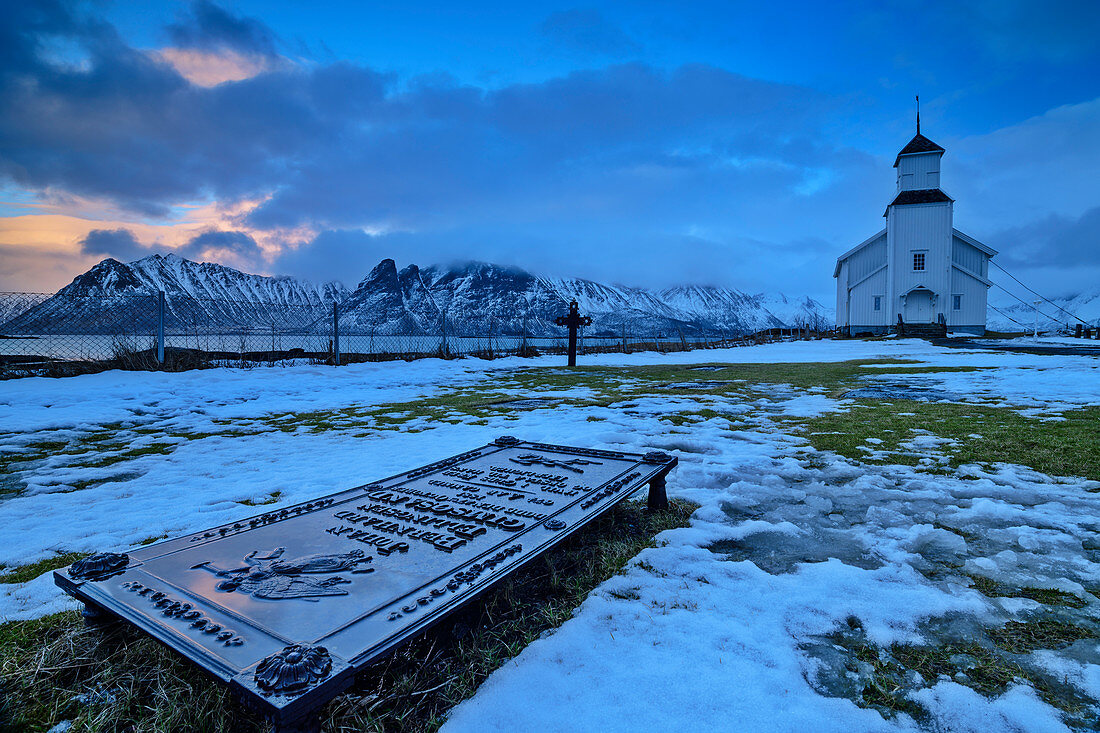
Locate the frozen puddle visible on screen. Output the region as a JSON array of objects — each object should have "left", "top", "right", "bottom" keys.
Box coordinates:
[
  {"left": 708, "top": 527, "right": 883, "bottom": 574},
  {"left": 843, "top": 384, "right": 962, "bottom": 402},
  {"left": 492, "top": 398, "right": 563, "bottom": 410}
]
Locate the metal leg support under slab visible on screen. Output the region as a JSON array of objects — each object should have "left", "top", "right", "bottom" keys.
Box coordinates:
[
  {"left": 272, "top": 717, "right": 321, "bottom": 733},
  {"left": 81, "top": 601, "right": 116, "bottom": 628},
  {"left": 647, "top": 474, "right": 669, "bottom": 511}
]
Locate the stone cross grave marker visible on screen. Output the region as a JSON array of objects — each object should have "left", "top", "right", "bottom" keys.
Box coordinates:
[
  {"left": 55, "top": 438, "right": 677, "bottom": 732},
  {"left": 555, "top": 299, "right": 592, "bottom": 366}
]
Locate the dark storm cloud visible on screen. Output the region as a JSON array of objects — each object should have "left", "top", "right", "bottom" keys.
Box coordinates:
[
  {"left": 78, "top": 226, "right": 262, "bottom": 264},
  {"left": 185, "top": 229, "right": 263, "bottom": 259},
  {"left": 80, "top": 228, "right": 149, "bottom": 261},
  {"left": 273, "top": 229, "right": 388, "bottom": 286},
  {"left": 0, "top": 1, "right": 832, "bottom": 228},
  {"left": 994, "top": 206, "right": 1100, "bottom": 270},
  {"left": 166, "top": 0, "right": 279, "bottom": 57},
  {"left": 538, "top": 9, "right": 641, "bottom": 57}
]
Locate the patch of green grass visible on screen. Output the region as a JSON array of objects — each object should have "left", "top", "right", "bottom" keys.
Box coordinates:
[
  {"left": 0, "top": 553, "right": 87, "bottom": 585},
  {"left": 0, "top": 500, "right": 696, "bottom": 733},
  {"left": 80, "top": 442, "right": 176, "bottom": 469},
  {"left": 988, "top": 619, "right": 1096, "bottom": 654},
  {"left": 794, "top": 401, "right": 1100, "bottom": 481},
  {"left": 966, "top": 574, "right": 1088, "bottom": 609},
  {"left": 817, "top": 617, "right": 1097, "bottom": 725},
  {"left": 237, "top": 491, "right": 284, "bottom": 507}
]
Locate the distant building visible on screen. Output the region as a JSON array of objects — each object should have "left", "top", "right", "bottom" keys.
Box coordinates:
[{"left": 834, "top": 125, "right": 996, "bottom": 335}]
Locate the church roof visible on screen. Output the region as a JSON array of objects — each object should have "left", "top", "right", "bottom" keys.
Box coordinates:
[
  {"left": 883, "top": 188, "right": 953, "bottom": 216},
  {"left": 894, "top": 133, "right": 945, "bottom": 166}
]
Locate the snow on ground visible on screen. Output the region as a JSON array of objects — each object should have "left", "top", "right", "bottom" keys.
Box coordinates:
[{"left": 2, "top": 337, "right": 1100, "bottom": 731}]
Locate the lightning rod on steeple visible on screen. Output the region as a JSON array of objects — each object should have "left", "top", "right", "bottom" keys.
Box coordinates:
[{"left": 916, "top": 95, "right": 920, "bottom": 134}]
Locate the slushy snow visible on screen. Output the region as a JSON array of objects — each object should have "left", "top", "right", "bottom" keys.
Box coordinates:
[{"left": 1, "top": 336, "right": 1098, "bottom": 731}]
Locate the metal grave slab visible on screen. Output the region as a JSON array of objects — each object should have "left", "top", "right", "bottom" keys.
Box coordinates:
[{"left": 55, "top": 437, "right": 677, "bottom": 731}]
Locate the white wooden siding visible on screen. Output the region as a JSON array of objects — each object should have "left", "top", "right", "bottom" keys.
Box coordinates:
[
  {"left": 896, "top": 153, "right": 941, "bottom": 191},
  {"left": 951, "top": 237, "right": 986, "bottom": 274},
  {"left": 847, "top": 234, "right": 886, "bottom": 280},
  {"left": 835, "top": 261, "right": 848, "bottom": 326},
  {"left": 949, "top": 268, "right": 988, "bottom": 327},
  {"left": 848, "top": 268, "right": 889, "bottom": 327},
  {"left": 888, "top": 202, "right": 953, "bottom": 320}
]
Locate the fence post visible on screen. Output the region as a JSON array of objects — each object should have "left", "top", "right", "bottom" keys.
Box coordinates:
[
  {"left": 333, "top": 302, "right": 340, "bottom": 366},
  {"left": 156, "top": 291, "right": 165, "bottom": 364}
]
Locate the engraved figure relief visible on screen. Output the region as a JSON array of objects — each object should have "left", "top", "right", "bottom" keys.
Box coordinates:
[
  {"left": 508, "top": 453, "right": 601, "bottom": 473},
  {"left": 190, "top": 547, "right": 373, "bottom": 601}
]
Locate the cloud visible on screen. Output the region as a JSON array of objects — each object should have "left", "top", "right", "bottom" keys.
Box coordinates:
[
  {"left": 78, "top": 226, "right": 262, "bottom": 270},
  {"left": 155, "top": 47, "right": 275, "bottom": 87},
  {"left": 992, "top": 206, "right": 1100, "bottom": 270},
  {"left": 79, "top": 228, "right": 150, "bottom": 261},
  {"left": 166, "top": 0, "right": 278, "bottom": 58},
  {"left": 182, "top": 228, "right": 262, "bottom": 268},
  {"left": 3, "top": 1, "right": 1097, "bottom": 301},
  {"left": 538, "top": 10, "right": 640, "bottom": 57},
  {"left": 273, "top": 229, "right": 389, "bottom": 286},
  {"left": 960, "top": 0, "right": 1100, "bottom": 63}
]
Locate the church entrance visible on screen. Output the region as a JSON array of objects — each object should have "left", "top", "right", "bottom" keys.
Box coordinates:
[{"left": 903, "top": 289, "right": 934, "bottom": 323}]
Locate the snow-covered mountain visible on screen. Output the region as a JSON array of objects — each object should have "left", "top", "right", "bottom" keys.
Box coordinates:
[
  {"left": 338, "top": 260, "right": 834, "bottom": 336},
  {"left": 987, "top": 289, "right": 1100, "bottom": 332},
  {"left": 3, "top": 254, "right": 834, "bottom": 336},
  {"left": 5, "top": 254, "right": 348, "bottom": 333}
]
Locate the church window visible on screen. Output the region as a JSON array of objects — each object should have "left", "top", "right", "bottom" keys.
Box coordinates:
[
  {"left": 912, "top": 252, "right": 926, "bottom": 271},
  {"left": 952, "top": 294, "right": 962, "bottom": 311},
  {"left": 873, "top": 296, "right": 881, "bottom": 311}
]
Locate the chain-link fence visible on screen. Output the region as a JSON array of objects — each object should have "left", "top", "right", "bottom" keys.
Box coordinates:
[{"left": 0, "top": 290, "right": 799, "bottom": 377}]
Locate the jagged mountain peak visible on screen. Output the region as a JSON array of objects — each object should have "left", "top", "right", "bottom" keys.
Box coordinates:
[{"left": 16, "top": 254, "right": 833, "bottom": 337}]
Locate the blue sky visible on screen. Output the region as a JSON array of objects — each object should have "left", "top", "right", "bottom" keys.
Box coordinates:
[{"left": 2, "top": 0, "right": 1098, "bottom": 302}]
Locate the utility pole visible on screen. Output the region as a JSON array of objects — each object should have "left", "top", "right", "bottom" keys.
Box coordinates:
[{"left": 1033, "top": 300, "right": 1041, "bottom": 337}]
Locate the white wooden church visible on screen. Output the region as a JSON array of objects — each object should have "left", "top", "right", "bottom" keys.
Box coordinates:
[{"left": 834, "top": 122, "right": 996, "bottom": 335}]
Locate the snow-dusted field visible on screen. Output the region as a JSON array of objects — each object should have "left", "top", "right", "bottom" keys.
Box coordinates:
[{"left": 2, "top": 336, "right": 1099, "bottom": 731}]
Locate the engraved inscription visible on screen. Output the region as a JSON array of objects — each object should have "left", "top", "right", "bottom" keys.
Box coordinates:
[
  {"left": 330, "top": 507, "right": 468, "bottom": 553},
  {"left": 509, "top": 453, "right": 601, "bottom": 473},
  {"left": 581, "top": 472, "right": 641, "bottom": 509},
  {"left": 401, "top": 485, "right": 548, "bottom": 517},
  {"left": 122, "top": 581, "right": 244, "bottom": 645},
  {"left": 189, "top": 499, "right": 336, "bottom": 542},
  {"left": 387, "top": 544, "right": 523, "bottom": 621}
]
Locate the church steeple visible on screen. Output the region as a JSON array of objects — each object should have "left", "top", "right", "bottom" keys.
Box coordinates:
[
  {"left": 894, "top": 133, "right": 945, "bottom": 168},
  {"left": 887, "top": 108, "right": 951, "bottom": 214}
]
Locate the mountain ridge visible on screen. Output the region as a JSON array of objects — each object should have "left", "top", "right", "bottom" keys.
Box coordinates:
[{"left": 4, "top": 254, "right": 834, "bottom": 336}]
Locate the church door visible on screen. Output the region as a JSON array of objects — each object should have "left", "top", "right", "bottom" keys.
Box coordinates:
[{"left": 904, "top": 290, "right": 933, "bottom": 323}]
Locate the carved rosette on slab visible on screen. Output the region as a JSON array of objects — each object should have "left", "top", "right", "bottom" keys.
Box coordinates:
[
  {"left": 493, "top": 435, "right": 520, "bottom": 447},
  {"left": 68, "top": 552, "right": 130, "bottom": 581},
  {"left": 254, "top": 644, "right": 333, "bottom": 695},
  {"left": 642, "top": 451, "right": 673, "bottom": 464}
]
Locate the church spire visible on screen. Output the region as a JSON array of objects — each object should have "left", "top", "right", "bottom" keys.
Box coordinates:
[{"left": 916, "top": 94, "right": 920, "bottom": 135}]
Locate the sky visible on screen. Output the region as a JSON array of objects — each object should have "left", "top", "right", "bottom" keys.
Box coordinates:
[{"left": 1, "top": 0, "right": 1099, "bottom": 304}]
